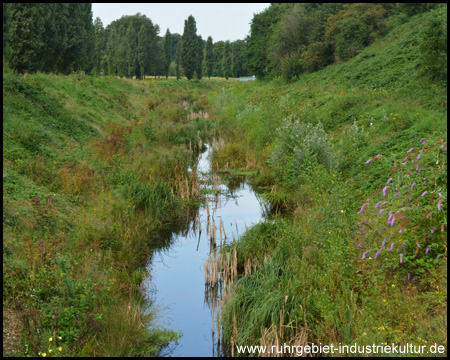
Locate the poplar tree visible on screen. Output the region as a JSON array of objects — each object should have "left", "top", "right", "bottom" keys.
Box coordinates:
[
  {"left": 181, "top": 15, "right": 198, "bottom": 80},
  {"left": 175, "top": 39, "right": 182, "bottom": 80},
  {"left": 164, "top": 29, "right": 171, "bottom": 79},
  {"left": 195, "top": 34, "right": 203, "bottom": 79},
  {"left": 205, "top": 36, "right": 214, "bottom": 79}
]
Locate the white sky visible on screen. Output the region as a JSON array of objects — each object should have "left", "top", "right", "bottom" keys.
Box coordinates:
[{"left": 92, "top": 3, "right": 270, "bottom": 42}]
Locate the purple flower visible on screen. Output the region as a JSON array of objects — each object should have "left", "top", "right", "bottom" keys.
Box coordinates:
[
  {"left": 388, "top": 243, "right": 394, "bottom": 251},
  {"left": 411, "top": 183, "right": 416, "bottom": 190},
  {"left": 387, "top": 213, "right": 393, "bottom": 224},
  {"left": 375, "top": 201, "right": 382, "bottom": 208},
  {"left": 421, "top": 191, "right": 428, "bottom": 197},
  {"left": 419, "top": 137, "right": 427, "bottom": 143},
  {"left": 378, "top": 209, "right": 385, "bottom": 214},
  {"left": 360, "top": 227, "right": 366, "bottom": 231},
  {"left": 431, "top": 229, "right": 434, "bottom": 234},
  {"left": 425, "top": 248, "right": 430, "bottom": 254},
  {"left": 439, "top": 193, "right": 443, "bottom": 198},
  {"left": 364, "top": 158, "right": 373, "bottom": 165},
  {"left": 417, "top": 153, "right": 421, "bottom": 160},
  {"left": 357, "top": 203, "right": 369, "bottom": 214},
  {"left": 362, "top": 250, "right": 369, "bottom": 260},
  {"left": 356, "top": 269, "right": 361, "bottom": 273},
  {"left": 357, "top": 243, "right": 363, "bottom": 248},
  {"left": 423, "top": 180, "right": 426, "bottom": 185},
  {"left": 400, "top": 254, "right": 404, "bottom": 264},
  {"left": 406, "top": 147, "right": 415, "bottom": 153},
  {"left": 382, "top": 186, "right": 390, "bottom": 197},
  {"left": 387, "top": 178, "right": 393, "bottom": 185},
  {"left": 440, "top": 145, "right": 446, "bottom": 150},
  {"left": 438, "top": 199, "right": 442, "bottom": 211}
]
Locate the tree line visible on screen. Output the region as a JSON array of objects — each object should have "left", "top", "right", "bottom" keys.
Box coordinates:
[
  {"left": 4, "top": 3, "right": 445, "bottom": 82},
  {"left": 3, "top": 4, "right": 250, "bottom": 80}
]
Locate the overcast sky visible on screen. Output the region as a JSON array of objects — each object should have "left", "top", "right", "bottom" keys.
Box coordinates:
[{"left": 92, "top": 3, "right": 270, "bottom": 42}]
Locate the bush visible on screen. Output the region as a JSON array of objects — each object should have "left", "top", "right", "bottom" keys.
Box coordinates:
[{"left": 271, "top": 115, "right": 335, "bottom": 187}]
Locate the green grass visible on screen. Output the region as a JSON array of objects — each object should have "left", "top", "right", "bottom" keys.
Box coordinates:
[
  {"left": 209, "top": 8, "right": 447, "bottom": 356},
  {"left": 3, "top": 65, "right": 229, "bottom": 356}
]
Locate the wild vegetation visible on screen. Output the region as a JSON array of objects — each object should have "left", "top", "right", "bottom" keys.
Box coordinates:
[
  {"left": 208, "top": 4, "right": 447, "bottom": 356},
  {"left": 3, "top": 64, "right": 229, "bottom": 356},
  {"left": 3, "top": 2, "right": 447, "bottom": 358}
]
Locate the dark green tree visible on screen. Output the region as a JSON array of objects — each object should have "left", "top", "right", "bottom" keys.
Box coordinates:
[
  {"left": 175, "top": 39, "right": 182, "bottom": 80},
  {"left": 8, "top": 4, "right": 46, "bottom": 72},
  {"left": 212, "top": 41, "right": 225, "bottom": 76},
  {"left": 205, "top": 36, "right": 214, "bottom": 78},
  {"left": 138, "top": 25, "right": 148, "bottom": 78},
  {"left": 126, "top": 24, "right": 138, "bottom": 78},
  {"left": 195, "top": 35, "right": 204, "bottom": 79},
  {"left": 181, "top": 15, "right": 198, "bottom": 80},
  {"left": 223, "top": 41, "right": 232, "bottom": 80},
  {"left": 93, "top": 17, "right": 105, "bottom": 75},
  {"left": 164, "top": 29, "right": 172, "bottom": 79}
]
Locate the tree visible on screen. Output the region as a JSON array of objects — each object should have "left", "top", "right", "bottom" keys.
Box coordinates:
[
  {"left": 138, "top": 25, "right": 148, "bottom": 79},
  {"left": 164, "top": 29, "right": 171, "bottom": 79},
  {"left": 181, "top": 15, "right": 198, "bottom": 80},
  {"left": 195, "top": 35, "right": 203, "bottom": 79},
  {"left": 223, "top": 41, "right": 232, "bottom": 80},
  {"left": 126, "top": 24, "right": 137, "bottom": 78},
  {"left": 205, "top": 36, "right": 214, "bottom": 78},
  {"left": 175, "top": 39, "right": 182, "bottom": 80},
  {"left": 212, "top": 41, "right": 225, "bottom": 77},
  {"left": 93, "top": 17, "right": 105, "bottom": 75},
  {"left": 8, "top": 4, "right": 46, "bottom": 72}
]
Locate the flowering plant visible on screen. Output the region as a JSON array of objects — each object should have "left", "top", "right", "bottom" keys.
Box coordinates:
[{"left": 355, "top": 137, "right": 447, "bottom": 280}]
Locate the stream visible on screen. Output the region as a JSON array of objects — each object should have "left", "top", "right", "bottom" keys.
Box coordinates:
[{"left": 144, "top": 144, "right": 265, "bottom": 356}]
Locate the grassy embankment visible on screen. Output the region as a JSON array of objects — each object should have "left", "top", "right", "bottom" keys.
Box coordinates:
[
  {"left": 209, "top": 9, "right": 447, "bottom": 356},
  {"left": 3, "top": 67, "right": 229, "bottom": 356}
]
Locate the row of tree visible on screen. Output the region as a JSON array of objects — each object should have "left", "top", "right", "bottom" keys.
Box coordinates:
[{"left": 3, "top": 3, "right": 250, "bottom": 79}]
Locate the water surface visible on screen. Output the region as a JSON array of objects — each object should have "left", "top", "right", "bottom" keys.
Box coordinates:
[{"left": 145, "top": 145, "right": 265, "bottom": 356}]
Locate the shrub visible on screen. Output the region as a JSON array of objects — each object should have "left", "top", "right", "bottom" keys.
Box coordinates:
[{"left": 271, "top": 115, "right": 335, "bottom": 187}]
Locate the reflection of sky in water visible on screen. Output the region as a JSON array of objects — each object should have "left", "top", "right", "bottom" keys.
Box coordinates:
[{"left": 145, "top": 145, "right": 265, "bottom": 357}]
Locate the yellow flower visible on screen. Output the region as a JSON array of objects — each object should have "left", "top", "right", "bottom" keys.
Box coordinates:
[
  {"left": 49, "top": 337, "right": 53, "bottom": 342},
  {"left": 392, "top": 284, "right": 395, "bottom": 287},
  {"left": 340, "top": 210, "right": 345, "bottom": 213},
  {"left": 42, "top": 353, "right": 47, "bottom": 357},
  {"left": 58, "top": 347, "right": 62, "bottom": 351},
  {"left": 363, "top": 332, "right": 367, "bottom": 336},
  {"left": 49, "top": 349, "right": 53, "bottom": 353}
]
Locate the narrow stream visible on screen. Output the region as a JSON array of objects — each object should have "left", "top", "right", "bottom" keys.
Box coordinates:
[{"left": 144, "top": 144, "right": 265, "bottom": 356}]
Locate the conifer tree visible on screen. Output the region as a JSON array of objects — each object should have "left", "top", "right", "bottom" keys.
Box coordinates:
[{"left": 181, "top": 15, "right": 198, "bottom": 80}]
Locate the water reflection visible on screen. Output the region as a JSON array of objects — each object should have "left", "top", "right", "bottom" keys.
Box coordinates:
[{"left": 144, "top": 145, "right": 266, "bottom": 356}]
